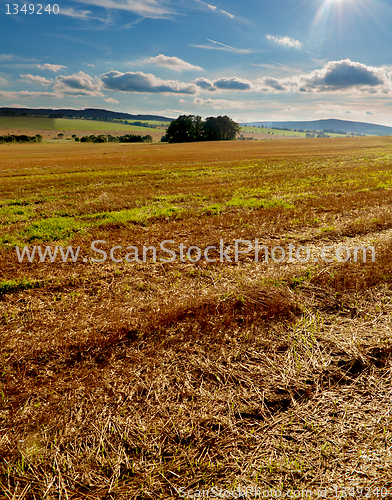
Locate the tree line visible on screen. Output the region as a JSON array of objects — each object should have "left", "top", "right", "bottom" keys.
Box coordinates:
[
  {"left": 162, "top": 115, "right": 240, "bottom": 143},
  {"left": 0, "top": 134, "right": 42, "bottom": 144},
  {"left": 78, "top": 134, "right": 153, "bottom": 143}
]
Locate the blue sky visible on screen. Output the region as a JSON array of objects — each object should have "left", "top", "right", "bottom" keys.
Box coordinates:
[{"left": 1, "top": 0, "right": 392, "bottom": 124}]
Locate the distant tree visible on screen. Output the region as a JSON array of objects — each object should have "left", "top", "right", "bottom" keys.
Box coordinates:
[
  {"left": 203, "top": 116, "right": 240, "bottom": 141},
  {"left": 164, "top": 115, "right": 204, "bottom": 143},
  {"left": 164, "top": 114, "right": 240, "bottom": 143},
  {"left": 57, "top": 133, "right": 64, "bottom": 139},
  {"left": 35, "top": 134, "right": 43, "bottom": 143}
]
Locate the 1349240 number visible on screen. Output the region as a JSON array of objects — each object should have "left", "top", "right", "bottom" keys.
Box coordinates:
[{"left": 6, "top": 4, "right": 59, "bottom": 14}]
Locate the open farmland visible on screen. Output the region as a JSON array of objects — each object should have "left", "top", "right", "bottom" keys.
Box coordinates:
[
  {"left": 1, "top": 137, "right": 392, "bottom": 498},
  {"left": 239, "top": 126, "right": 358, "bottom": 140}
]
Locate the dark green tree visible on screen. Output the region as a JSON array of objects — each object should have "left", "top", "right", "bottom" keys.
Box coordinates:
[
  {"left": 164, "top": 115, "right": 204, "bottom": 143},
  {"left": 203, "top": 116, "right": 240, "bottom": 141}
]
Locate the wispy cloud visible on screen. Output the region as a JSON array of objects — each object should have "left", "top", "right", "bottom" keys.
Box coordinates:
[
  {"left": 220, "top": 9, "right": 234, "bottom": 18},
  {"left": 133, "top": 54, "right": 203, "bottom": 72},
  {"left": 251, "top": 61, "right": 298, "bottom": 72},
  {"left": 195, "top": 0, "right": 234, "bottom": 18},
  {"left": 59, "top": 7, "right": 112, "bottom": 23},
  {"left": 60, "top": 8, "right": 93, "bottom": 19},
  {"left": 37, "top": 64, "right": 67, "bottom": 72},
  {"left": 75, "top": 0, "right": 173, "bottom": 19},
  {"left": 0, "top": 90, "right": 62, "bottom": 99},
  {"left": 191, "top": 39, "right": 255, "bottom": 54},
  {"left": 195, "top": 0, "right": 216, "bottom": 10},
  {"left": 193, "top": 97, "right": 256, "bottom": 109},
  {"left": 266, "top": 35, "right": 302, "bottom": 49},
  {"left": 0, "top": 54, "right": 14, "bottom": 62}
]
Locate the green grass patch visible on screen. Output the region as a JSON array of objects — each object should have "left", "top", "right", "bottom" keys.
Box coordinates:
[
  {"left": 202, "top": 203, "right": 225, "bottom": 216},
  {"left": 86, "top": 204, "right": 184, "bottom": 227},
  {"left": 227, "top": 196, "right": 295, "bottom": 210},
  {"left": 0, "top": 205, "right": 35, "bottom": 223},
  {"left": 23, "top": 217, "right": 88, "bottom": 243},
  {"left": 0, "top": 278, "right": 43, "bottom": 296}
]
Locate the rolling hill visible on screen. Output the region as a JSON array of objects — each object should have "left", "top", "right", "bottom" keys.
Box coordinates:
[
  {"left": 0, "top": 107, "right": 172, "bottom": 122},
  {"left": 241, "top": 118, "right": 392, "bottom": 136}
]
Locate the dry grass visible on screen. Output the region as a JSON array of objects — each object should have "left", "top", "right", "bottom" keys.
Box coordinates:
[{"left": 1, "top": 137, "right": 392, "bottom": 498}]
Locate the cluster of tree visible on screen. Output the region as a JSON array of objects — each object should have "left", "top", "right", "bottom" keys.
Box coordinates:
[
  {"left": 0, "top": 134, "right": 42, "bottom": 144},
  {"left": 162, "top": 115, "right": 240, "bottom": 143},
  {"left": 78, "top": 134, "right": 153, "bottom": 143},
  {"left": 322, "top": 128, "right": 347, "bottom": 135},
  {"left": 124, "top": 121, "right": 157, "bottom": 128}
]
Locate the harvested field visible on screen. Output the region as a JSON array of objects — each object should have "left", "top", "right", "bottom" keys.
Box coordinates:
[{"left": 1, "top": 137, "right": 392, "bottom": 499}]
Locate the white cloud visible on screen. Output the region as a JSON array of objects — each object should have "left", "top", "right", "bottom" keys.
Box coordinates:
[
  {"left": 295, "top": 59, "right": 389, "bottom": 92},
  {"left": 136, "top": 54, "right": 203, "bottom": 72},
  {"left": 191, "top": 60, "right": 391, "bottom": 95},
  {"left": 21, "top": 74, "right": 53, "bottom": 85},
  {"left": 0, "top": 77, "right": 7, "bottom": 86},
  {"left": 194, "top": 76, "right": 255, "bottom": 92},
  {"left": 53, "top": 71, "right": 103, "bottom": 95},
  {"left": 266, "top": 35, "right": 302, "bottom": 49},
  {"left": 37, "top": 63, "right": 67, "bottom": 72},
  {"left": 101, "top": 70, "right": 197, "bottom": 94},
  {"left": 105, "top": 97, "right": 119, "bottom": 103},
  {"left": 366, "top": 109, "right": 375, "bottom": 114}
]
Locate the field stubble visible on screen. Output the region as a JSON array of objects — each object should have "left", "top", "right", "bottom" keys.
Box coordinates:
[{"left": 1, "top": 138, "right": 392, "bottom": 498}]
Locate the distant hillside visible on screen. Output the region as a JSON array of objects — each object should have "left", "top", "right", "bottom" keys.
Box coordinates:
[
  {"left": 241, "top": 118, "right": 392, "bottom": 136},
  {"left": 0, "top": 107, "right": 173, "bottom": 122}
]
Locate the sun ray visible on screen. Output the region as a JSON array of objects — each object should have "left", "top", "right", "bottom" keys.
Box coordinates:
[{"left": 306, "top": 0, "right": 389, "bottom": 53}]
